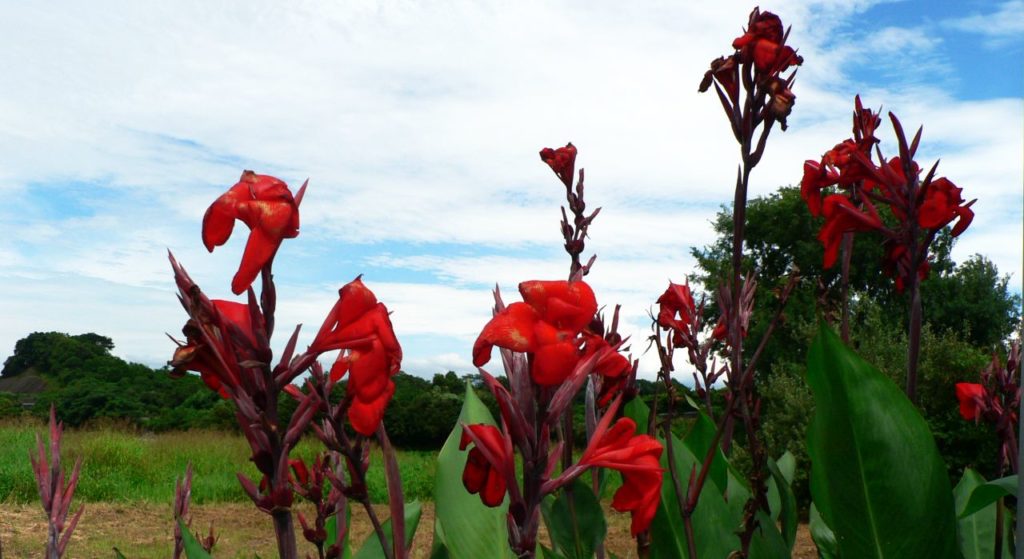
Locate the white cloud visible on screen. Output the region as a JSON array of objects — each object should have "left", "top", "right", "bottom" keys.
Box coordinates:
[{"left": 942, "top": 1, "right": 1024, "bottom": 46}]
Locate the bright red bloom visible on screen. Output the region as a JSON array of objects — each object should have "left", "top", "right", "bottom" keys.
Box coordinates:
[
  {"left": 919, "top": 177, "right": 974, "bottom": 237},
  {"left": 656, "top": 281, "right": 696, "bottom": 345},
  {"left": 202, "top": 171, "right": 305, "bottom": 295},
  {"left": 818, "top": 195, "right": 884, "bottom": 268},
  {"left": 473, "top": 280, "right": 597, "bottom": 385},
  {"left": 311, "top": 277, "right": 402, "bottom": 436},
  {"left": 170, "top": 300, "right": 257, "bottom": 398},
  {"left": 800, "top": 160, "right": 839, "bottom": 217},
  {"left": 539, "top": 143, "right": 578, "bottom": 189},
  {"left": 580, "top": 418, "right": 663, "bottom": 536},
  {"left": 955, "top": 383, "right": 985, "bottom": 421},
  {"left": 460, "top": 424, "right": 511, "bottom": 507}
]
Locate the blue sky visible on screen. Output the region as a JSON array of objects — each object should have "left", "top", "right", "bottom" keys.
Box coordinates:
[{"left": 1, "top": 0, "right": 1021, "bottom": 380}]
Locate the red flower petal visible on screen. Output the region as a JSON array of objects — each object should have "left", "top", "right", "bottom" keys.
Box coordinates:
[{"left": 472, "top": 302, "right": 539, "bottom": 367}]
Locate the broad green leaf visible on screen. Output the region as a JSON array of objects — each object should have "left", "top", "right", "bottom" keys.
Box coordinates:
[
  {"left": 954, "top": 468, "right": 1012, "bottom": 559},
  {"left": 625, "top": 397, "right": 738, "bottom": 559},
  {"left": 541, "top": 478, "right": 607, "bottom": 559},
  {"left": 959, "top": 475, "right": 1018, "bottom": 518},
  {"left": 353, "top": 501, "right": 422, "bottom": 559},
  {"left": 809, "top": 503, "right": 838, "bottom": 559},
  {"left": 806, "top": 324, "right": 958, "bottom": 558},
  {"left": 433, "top": 382, "right": 514, "bottom": 559},
  {"left": 177, "top": 518, "right": 213, "bottom": 559},
  {"left": 767, "top": 458, "right": 797, "bottom": 552}
]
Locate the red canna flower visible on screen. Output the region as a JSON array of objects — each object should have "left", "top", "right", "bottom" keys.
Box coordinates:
[
  {"left": 818, "top": 195, "right": 883, "bottom": 268},
  {"left": 732, "top": 9, "right": 801, "bottom": 73},
  {"left": 169, "top": 300, "right": 258, "bottom": 398},
  {"left": 955, "top": 382, "right": 985, "bottom": 421},
  {"left": 460, "top": 424, "right": 512, "bottom": 507},
  {"left": 800, "top": 160, "right": 839, "bottom": 217},
  {"left": 311, "top": 277, "right": 402, "bottom": 436},
  {"left": 919, "top": 177, "right": 974, "bottom": 237},
  {"left": 656, "top": 281, "right": 697, "bottom": 345},
  {"left": 580, "top": 417, "right": 663, "bottom": 536},
  {"left": 539, "top": 143, "right": 578, "bottom": 189},
  {"left": 473, "top": 280, "right": 597, "bottom": 385},
  {"left": 698, "top": 56, "right": 739, "bottom": 100},
  {"left": 202, "top": 171, "right": 306, "bottom": 295}
]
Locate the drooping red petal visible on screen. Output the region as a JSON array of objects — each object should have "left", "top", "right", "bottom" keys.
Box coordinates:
[
  {"left": 231, "top": 226, "right": 281, "bottom": 295},
  {"left": 348, "top": 380, "right": 394, "bottom": 436},
  {"left": 201, "top": 182, "right": 248, "bottom": 251},
  {"left": 472, "top": 302, "right": 539, "bottom": 367}
]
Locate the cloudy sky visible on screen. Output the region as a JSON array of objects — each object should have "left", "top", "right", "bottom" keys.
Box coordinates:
[{"left": 1, "top": 0, "right": 1020, "bottom": 380}]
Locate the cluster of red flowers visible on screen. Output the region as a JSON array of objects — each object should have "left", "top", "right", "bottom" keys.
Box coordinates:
[
  {"left": 473, "top": 280, "right": 629, "bottom": 386},
  {"left": 699, "top": 7, "right": 802, "bottom": 133},
  {"left": 169, "top": 171, "right": 404, "bottom": 544},
  {"left": 801, "top": 98, "right": 975, "bottom": 291},
  {"left": 464, "top": 279, "right": 662, "bottom": 534},
  {"left": 172, "top": 172, "right": 401, "bottom": 438}
]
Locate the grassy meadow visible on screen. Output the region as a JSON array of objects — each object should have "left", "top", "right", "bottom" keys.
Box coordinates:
[{"left": 0, "top": 419, "right": 436, "bottom": 504}]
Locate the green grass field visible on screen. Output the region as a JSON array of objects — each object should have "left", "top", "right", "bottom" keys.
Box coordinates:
[{"left": 0, "top": 420, "right": 437, "bottom": 504}]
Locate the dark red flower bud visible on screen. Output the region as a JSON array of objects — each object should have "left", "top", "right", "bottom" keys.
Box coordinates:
[
  {"left": 539, "top": 143, "right": 578, "bottom": 189},
  {"left": 460, "top": 424, "right": 511, "bottom": 507}
]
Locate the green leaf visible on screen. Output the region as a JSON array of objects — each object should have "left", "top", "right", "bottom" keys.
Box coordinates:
[
  {"left": 113, "top": 548, "right": 128, "bottom": 559},
  {"left": 177, "top": 518, "right": 213, "bottom": 559},
  {"left": 724, "top": 466, "right": 788, "bottom": 559},
  {"left": 682, "top": 410, "right": 727, "bottom": 492},
  {"left": 541, "top": 478, "right": 607, "bottom": 559},
  {"left": 538, "top": 545, "right": 567, "bottom": 559},
  {"left": 959, "top": 475, "right": 1018, "bottom": 518},
  {"left": 353, "top": 501, "right": 422, "bottom": 559},
  {"left": 954, "top": 468, "right": 1012, "bottom": 559},
  {"left": 325, "top": 506, "right": 353, "bottom": 559},
  {"left": 624, "top": 397, "right": 738, "bottom": 559},
  {"left": 809, "top": 503, "right": 838, "bottom": 559},
  {"left": 776, "top": 451, "right": 796, "bottom": 486},
  {"left": 806, "top": 323, "right": 958, "bottom": 558},
  {"left": 433, "top": 382, "right": 514, "bottom": 559},
  {"left": 745, "top": 510, "right": 790, "bottom": 559},
  {"left": 767, "top": 458, "right": 797, "bottom": 552}
]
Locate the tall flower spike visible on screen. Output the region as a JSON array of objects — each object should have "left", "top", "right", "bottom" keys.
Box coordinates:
[{"left": 202, "top": 171, "right": 306, "bottom": 294}]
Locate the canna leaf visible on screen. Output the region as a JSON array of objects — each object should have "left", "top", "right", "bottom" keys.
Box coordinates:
[{"left": 806, "top": 323, "right": 958, "bottom": 558}]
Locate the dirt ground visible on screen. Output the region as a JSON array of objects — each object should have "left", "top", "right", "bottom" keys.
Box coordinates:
[{"left": 0, "top": 502, "right": 817, "bottom": 558}]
